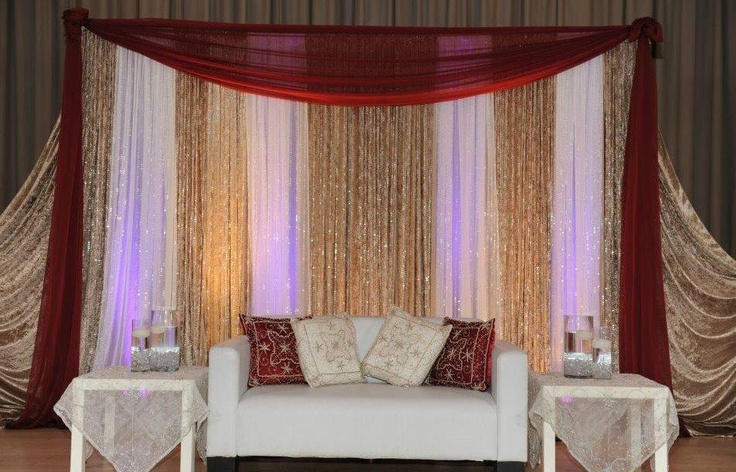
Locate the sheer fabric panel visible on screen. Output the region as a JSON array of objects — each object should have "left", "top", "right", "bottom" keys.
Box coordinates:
[
  {"left": 246, "top": 95, "right": 310, "bottom": 316},
  {"left": 550, "top": 57, "right": 604, "bottom": 371},
  {"left": 93, "top": 48, "right": 177, "bottom": 369},
  {"left": 433, "top": 95, "right": 500, "bottom": 323}
]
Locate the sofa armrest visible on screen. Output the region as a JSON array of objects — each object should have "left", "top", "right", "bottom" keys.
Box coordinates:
[
  {"left": 207, "top": 335, "right": 250, "bottom": 458},
  {"left": 491, "top": 340, "right": 528, "bottom": 462}
]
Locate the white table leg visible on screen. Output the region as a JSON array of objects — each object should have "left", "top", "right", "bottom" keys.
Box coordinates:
[
  {"left": 104, "top": 395, "right": 115, "bottom": 451},
  {"left": 630, "top": 400, "right": 642, "bottom": 465},
  {"left": 654, "top": 443, "right": 668, "bottom": 471},
  {"left": 653, "top": 396, "right": 668, "bottom": 471},
  {"left": 180, "top": 428, "right": 195, "bottom": 472},
  {"left": 543, "top": 421, "right": 556, "bottom": 472},
  {"left": 70, "top": 424, "right": 86, "bottom": 472}
]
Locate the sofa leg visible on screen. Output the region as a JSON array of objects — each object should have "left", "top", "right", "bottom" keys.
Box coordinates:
[
  {"left": 207, "top": 456, "right": 238, "bottom": 472},
  {"left": 496, "top": 461, "right": 525, "bottom": 472}
]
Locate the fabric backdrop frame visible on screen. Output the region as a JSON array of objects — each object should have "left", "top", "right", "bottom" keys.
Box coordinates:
[{"left": 9, "top": 8, "right": 669, "bottom": 427}]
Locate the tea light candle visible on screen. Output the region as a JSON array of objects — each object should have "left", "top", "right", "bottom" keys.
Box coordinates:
[
  {"left": 132, "top": 328, "right": 150, "bottom": 338},
  {"left": 575, "top": 330, "right": 593, "bottom": 341},
  {"left": 151, "top": 325, "right": 167, "bottom": 335},
  {"left": 593, "top": 338, "right": 612, "bottom": 350}
]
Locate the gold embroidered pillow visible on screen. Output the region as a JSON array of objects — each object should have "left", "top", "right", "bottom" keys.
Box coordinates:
[
  {"left": 361, "top": 306, "right": 451, "bottom": 387},
  {"left": 290, "top": 315, "right": 365, "bottom": 387}
]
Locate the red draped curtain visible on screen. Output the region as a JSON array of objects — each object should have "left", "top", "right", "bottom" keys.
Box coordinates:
[{"left": 9, "top": 8, "right": 669, "bottom": 427}]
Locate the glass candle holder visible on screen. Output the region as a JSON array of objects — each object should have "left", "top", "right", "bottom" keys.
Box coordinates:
[
  {"left": 593, "top": 326, "right": 613, "bottom": 379},
  {"left": 150, "top": 309, "right": 180, "bottom": 372},
  {"left": 130, "top": 319, "right": 151, "bottom": 372},
  {"left": 563, "top": 315, "right": 594, "bottom": 378}
]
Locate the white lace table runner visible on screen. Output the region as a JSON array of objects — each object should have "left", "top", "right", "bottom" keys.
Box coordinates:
[
  {"left": 528, "top": 372, "right": 678, "bottom": 472},
  {"left": 54, "top": 366, "right": 209, "bottom": 472}
]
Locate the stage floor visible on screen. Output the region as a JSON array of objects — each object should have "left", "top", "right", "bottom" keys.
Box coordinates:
[{"left": 0, "top": 427, "right": 733, "bottom": 471}]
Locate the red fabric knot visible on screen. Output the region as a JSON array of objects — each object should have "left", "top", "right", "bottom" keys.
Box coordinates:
[
  {"left": 628, "top": 17, "right": 663, "bottom": 43},
  {"left": 63, "top": 8, "right": 89, "bottom": 43}
]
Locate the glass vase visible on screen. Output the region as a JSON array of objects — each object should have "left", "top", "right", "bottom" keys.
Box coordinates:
[
  {"left": 149, "top": 309, "right": 180, "bottom": 372},
  {"left": 130, "top": 319, "right": 151, "bottom": 372},
  {"left": 563, "top": 315, "right": 594, "bottom": 378}
]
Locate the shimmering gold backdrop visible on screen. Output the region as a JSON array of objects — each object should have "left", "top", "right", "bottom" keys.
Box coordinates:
[
  {"left": 660, "top": 139, "right": 736, "bottom": 436},
  {"left": 0, "top": 122, "right": 57, "bottom": 425},
  {"left": 79, "top": 32, "right": 116, "bottom": 375},
  {"left": 176, "top": 78, "right": 249, "bottom": 365},
  {"left": 308, "top": 105, "right": 435, "bottom": 318},
  {"left": 602, "top": 42, "right": 637, "bottom": 373},
  {"left": 494, "top": 80, "right": 555, "bottom": 373}
]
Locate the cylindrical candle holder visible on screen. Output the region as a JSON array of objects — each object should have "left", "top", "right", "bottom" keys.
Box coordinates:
[
  {"left": 563, "top": 315, "right": 594, "bottom": 378},
  {"left": 149, "top": 309, "right": 180, "bottom": 372},
  {"left": 131, "top": 319, "right": 151, "bottom": 372},
  {"left": 592, "top": 327, "right": 613, "bottom": 379}
]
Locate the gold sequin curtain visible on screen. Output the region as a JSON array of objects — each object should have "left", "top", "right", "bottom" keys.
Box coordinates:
[
  {"left": 0, "top": 121, "right": 58, "bottom": 425},
  {"left": 79, "top": 32, "right": 116, "bottom": 375},
  {"left": 308, "top": 105, "right": 434, "bottom": 317},
  {"left": 602, "top": 42, "right": 637, "bottom": 373},
  {"left": 493, "top": 80, "right": 555, "bottom": 372},
  {"left": 660, "top": 138, "right": 736, "bottom": 436},
  {"left": 176, "top": 76, "right": 248, "bottom": 366}
]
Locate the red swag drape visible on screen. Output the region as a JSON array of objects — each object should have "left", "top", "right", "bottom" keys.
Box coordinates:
[{"left": 11, "top": 9, "right": 671, "bottom": 428}]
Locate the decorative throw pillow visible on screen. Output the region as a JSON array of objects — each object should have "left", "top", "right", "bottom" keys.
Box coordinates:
[
  {"left": 361, "top": 306, "right": 451, "bottom": 387},
  {"left": 290, "top": 315, "right": 364, "bottom": 387},
  {"left": 426, "top": 317, "right": 496, "bottom": 391},
  {"left": 241, "top": 316, "right": 308, "bottom": 387}
]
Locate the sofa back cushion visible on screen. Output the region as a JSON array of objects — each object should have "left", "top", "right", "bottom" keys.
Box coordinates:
[
  {"left": 360, "top": 307, "right": 452, "bottom": 387},
  {"left": 426, "top": 317, "right": 496, "bottom": 391},
  {"left": 241, "top": 316, "right": 308, "bottom": 387},
  {"left": 291, "top": 315, "right": 365, "bottom": 387}
]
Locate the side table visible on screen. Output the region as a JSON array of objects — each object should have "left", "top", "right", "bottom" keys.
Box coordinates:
[
  {"left": 54, "top": 366, "right": 208, "bottom": 472},
  {"left": 528, "top": 372, "right": 678, "bottom": 472}
]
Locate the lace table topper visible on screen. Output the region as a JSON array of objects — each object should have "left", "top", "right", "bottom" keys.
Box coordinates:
[
  {"left": 528, "top": 372, "right": 678, "bottom": 472},
  {"left": 54, "top": 366, "right": 208, "bottom": 472}
]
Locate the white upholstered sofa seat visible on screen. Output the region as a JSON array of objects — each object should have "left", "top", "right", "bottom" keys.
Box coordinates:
[{"left": 236, "top": 383, "right": 498, "bottom": 460}]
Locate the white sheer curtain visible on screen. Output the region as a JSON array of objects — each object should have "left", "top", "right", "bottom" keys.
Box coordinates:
[
  {"left": 433, "top": 94, "right": 500, "bottom": 322},
  {"left": 93, "top": 48, "right": 177, "bottom": 369},
  {"left": 551, "top": 56, "right": 604, "bottom": 370},
  {"left": 246, "top": 95, "right": 309, "bottom": 316}
]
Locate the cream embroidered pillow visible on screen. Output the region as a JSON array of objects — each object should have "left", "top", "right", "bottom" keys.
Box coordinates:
[
  {"left": 291, "top": 315, "right": 365, "bottom": 387},
  {"left": 361, "top": 306, "right": 452, "bottom": 387}
]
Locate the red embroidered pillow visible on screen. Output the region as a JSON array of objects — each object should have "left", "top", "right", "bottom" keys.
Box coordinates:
[
  {"left": 426, "top": 317, "right": 496, "bottom": 391},
  {"left": 240, "top": 315, "right": 309, "bottom": 387}
]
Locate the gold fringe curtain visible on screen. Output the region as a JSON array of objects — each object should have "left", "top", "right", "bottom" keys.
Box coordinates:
[
  {"left": 176, "top": 76, "right": 248, "bottom": 366},
  {"left": 79, "top": 32, "right": 116, "bottom": 375},
  {"left": 0, "top": 120, "right": 58, "bottom": 425},
  {"left": 602, "top": 42, "right": 637, "bottom": 373},
  {"left": 308, "top": 105, "right": 434, "bottom": 317},
  {"left": 493, "top": 79, "right": 555, "bottom": 372},
  {"left": 660, "top": 139, "right": 736, "bottom": 436}
]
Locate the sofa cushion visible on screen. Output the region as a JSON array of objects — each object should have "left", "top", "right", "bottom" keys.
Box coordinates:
[
  {"left": 426, "top": 317, "right": 496, "bottom": 391},
  {"left": 236, "top": 383, "right": 498, "bottom": 460},
  {"left": 291, "top": 315, "right": 365, "bottom": 387},
  {"left": 361, "top": 306, "right": 451, "bottom": 387},
  {"left": 242, "top": 316, "right": 307, "bottom": 386}
]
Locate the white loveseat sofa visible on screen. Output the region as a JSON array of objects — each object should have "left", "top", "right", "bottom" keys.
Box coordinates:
[{"left": 207, "top": 316, "right": 528, "bottom": 471}]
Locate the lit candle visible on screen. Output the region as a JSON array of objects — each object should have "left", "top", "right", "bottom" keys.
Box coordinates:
[
  {"left": 593, "top": 338, "right": 612, "bottom": 350},
  {"left": 575, "top": 330, "right": 593, "bottom": 341},
  {"left": 151, "top": 325, "right": 167, "bottom": 335},
  {"left": 132, "top": 328, "right": 150, "bottom": 338}
]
